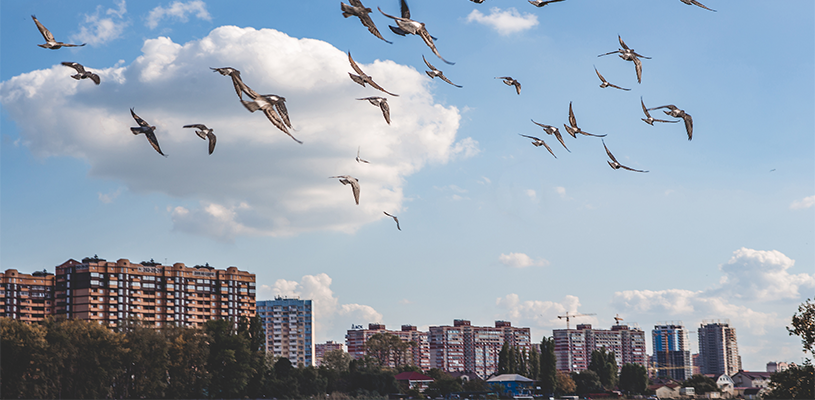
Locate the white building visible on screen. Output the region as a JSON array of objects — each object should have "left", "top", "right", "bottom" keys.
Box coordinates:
[{"left": 257, "top": 297, "right": 314, "bottom": 366}]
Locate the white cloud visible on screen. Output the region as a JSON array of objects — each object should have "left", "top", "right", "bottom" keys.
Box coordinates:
[
  {"left": 466, "top": 7, "right": 538, "bottom": 36},
  {"left": 717, "top": 247, "right": 815, "bottom": 301},
  {"left": 98, "top": 187, "right": 123, "bottom": 203},
  {"left": 72, "top": 0, "right": 129, "bottom": 46},
  {"left": 146, "top": 0, "right": 212, "bottom": 29},
  {"left": 499, "top": 252, "right": 549, "bottom": 268},
  {"left": 268, "top": 273, "right": 382, "bottom": 342},
  {"left": 0, "top": 26, "right": 473, "bottom": 241},
  {"left": 526, "top": 189, "right": 536, "bottom": 200},
  {"left": 496, "top": 294, "right": 590, "bottom": 329},
  {"left": 790, "top": 195, "right": 815, "bottom": 210}
]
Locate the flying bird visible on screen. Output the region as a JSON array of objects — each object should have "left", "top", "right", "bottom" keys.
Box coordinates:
[
  {"left": 640, "top": 97, "right": 680, "bottom": 126},
  {"left": 357, "top": 96, "right": 391, "bottom": 124},
  {"left": 341, "top": 0, "right": 392, "bottom": 43},
  {"left": 603, "top": 139, "right": 648, "bottom": 173},
  {"left": 238, "top": 81, "right": 302, "bottom": 144},
  {"left": 61, "top": 62, "right": 100, "bottom": 85},
  {"left": 356, "top": 146, "right": 370, "bottom": 163},
  {"left": 598, "top": 35, "right": 650, "bottom": 83},
  {"left": 528, "top": 0, "right": 566, "bottom": 7},
  {"left": 130, "top": 109, "right": 166, "bottom": 157},
  {"left": 183, "top": 124, "right": 217, "bottom": 155},
  {"left": 423, "top": 55, "right": 462, "bottom": 88},
  {"left": 647, "top": 104, "right": 694, "bottom": 140},
  {"left": 348, "top": 52, "right": 399, "bottom": 97},
  {"left": 470, "top": 0, "right": 485, "bottom": 3},
  {"left": 31, "top": 15, "right": 86, "bottom": 49},
  {"left": 378, "top": 0, "right": 455, "bottom": 65},
  {"left": 519, "top": 134, "right": 557, "bottom": 159},
  {"left": 329, "top": 175, "right": 360, "bottom": 205},
  {"left": 496, "top": 77, "right": 521, "bottom": 95},
  {"left": 594, "top": 66, "right": 629, "bottom": 91},
  {"left": 564, "top": 102, "right": 605, "bottom": 138},
  {"left": 679, "top": 0, "right": 716, "bottom": 11},
  {"left": 211, "top": 67, "right": 250, "bottom": 100},
  {"left": 531, "top": 119, "right": 570, "bottom": 152},
  {"left": 383, "top": 211, "right": 401, "bottom": 230}
]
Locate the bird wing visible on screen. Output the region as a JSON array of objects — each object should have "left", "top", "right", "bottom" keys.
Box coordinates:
[
  {"left": 530, "top": 119, "right": 548, "bottom": 129},
  {"left": 422, "top": 54, "right": 437, "bottom": 71},
  {"left": 32, "top": 15, "right": 55, "bottom": 42},
  {"left": 682, "top": 113, "right": 693, "bottom": 140},
  {"left": 496, "top": 76, "right": 513, "bottom": 80},
  {"left": 144, "top": 130, "right": 167, "bottom": 157},
  {"left": 602, "top": 140, "right": 619, "bottom": 164},
  {"left": 207, "top": 132, "right": 216, "bottom": 154},
  {"left": 640, "top": 97, "right": 652, "bottom": 118},
  {"left": 621, "top": 164, "right": 648, "bottom": 173},
  {"left": 618, "top": 35, "right": 630, "bottom": 50},
  {"left": 350, "top": 178, "right": 360, "bottom": 205},
  {"left": 540, "top": 139, "right": 557, "bottom": 159},
  {"left": 347, "top": 52, "right": 366, "bottom": 76},
  {"left": 568, "top": 102, "right": 578, "bottom": 128},
  {"left": 419, "top": 28, "right": 454, "bottom": 65},
  {"left": 261, "top": 107, "right": 294, "bottom": 138},
  {"left": 230, "top": 74, "right": 252, "bottom": 100},
  {"left": 400, "top": 0, "right": 411, "bottom": 19},
  {"left": 130, "top": 108, "right": 150, "bottom": 127},
  {"left": 348, "top": 0, "right": 364, "bottom": 6},
  {"left": 690, "top": 0, "right": 716, "bottom": 11},
  {"left": 519, "top": 133, "right": 541, "bottom": 141},
  {"left": 597, "top": 50, "right": 620, "bottom": 57},
  {"left": 379, "top": 99, "right": 391, "bottom": 124},
  {"left": 377, "top": 6, "right": 401, "bottom": 21},
  {"left": 183, "top": 124, "right": 208, "bottom": 130},
  {"left": 653, "top": 118, "right": 680, "bottom": 123},
  {"left": 633, "top": 57, "right": 643, "bottom": 84},
  {"left": 61, "top": 62, "right": 84, "bottom": 73},
  {"left": 89, "top": 73, "right": 101, "bottom": 85},
  {"left": 594, "top": 66, "right": 607, "bottom": 83},
  {"left": 513, "top": 80, "right": 521, "bottom": 94},
  {"left": 609, "top": 82, "right": 630, "bottom": 91},
  {"left": 552, "top": 129, "right": 570, "bottom": 152},
  {"left": 274, "top": 101, "right": 292, "bottom": 128},
  {"left": 647, "top": 104, "right": 673, "bottom": 111},
  {"left": 439, "top": 74, "right": 462, "bottom": 88},
  {"left": 358, "top": 13, "right": 392, "bottom": 43},
  {"left": 368, "top": 79, "right": 399, "bottom": 97}
]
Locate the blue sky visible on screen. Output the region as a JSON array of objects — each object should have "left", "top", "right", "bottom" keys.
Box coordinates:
[{"left": 1, "top": 0, "right": 813, "bottom": 371}]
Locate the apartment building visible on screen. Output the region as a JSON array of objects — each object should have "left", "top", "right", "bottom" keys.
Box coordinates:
[
  {"left": 257, "top": 297, "right": 314, "bottom": 367},
  {"left": 345, "top": 323, "right": 431, "bottom": 370},
  {"left": 553, "top": 323, "right": 647, "bottom": 373},
  {"left": 0, "top": 269, "right": 56, "bottom": 323},
  {"left": 54, "top": 257, "right": 256, "bottom": 327},
  {"left": 315, "top": 340, "right": 345, "bottom": 366},
  {"left": 429, "top": 320, "right": 532, "bottom": 379},
  {"left": 652, "top": 323, "right": 692, "bottom": 381},
  {"left": 698, "top": 321, "right": 741, "bottom": 376}
]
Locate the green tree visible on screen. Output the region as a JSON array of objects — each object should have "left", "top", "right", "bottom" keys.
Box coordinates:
[
  {"left": 618, "top": 363, "right": 648, "bottom": 395},
  {"left": 119, "top": 320, "right": 170, "bottom": 398},
  {"left": 528, "top": 345, "right": 540, "bottom": 381},
  {"left": 556, "top": 371, "right": 576, "bottom": 395},
  {"left": 322, "top": 349, "right": 353, "bottom": 372},
  {"left": 571, "top": 369, "right": 603, "bottom": 394},
  {"left": 0, "top": 318, "right": 50, "bottom": 399},
  {"left": 366, "top": 332, "right": 412, "bottom": 368},
  {"left": 539, "top": 336, "right": 558, "bottom": 395},
  {"left": 788, "top": 298, "right": 815, "bottom": 355},
  {"left": 425, "top": 368, "right": 463, "bottom": 398},
  {"left": 205, "top": 319, "right": 253, "bottom": 398},
  {"left": 681, "top": 374, "right": 719, "bottom": 395},
  {"left": 588, "top": 347, "right": 617, "bottom": 389},
  {"left": 498, "top": 342, "right": 509, "bottom": 375},
  {"left": 238, "top": 315, "right": 267, "bottom": 398},
  {"left": 164, "top": 324, "right": 210, "bottom": 398},
  {"left": 763, "top": 361, "right": 814, "bottom": 399}
]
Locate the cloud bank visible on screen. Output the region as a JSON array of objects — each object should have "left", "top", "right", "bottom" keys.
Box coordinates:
[
  {"left": 72, "top": 0, "right": 129, "bottom": 46},
  {"left": 146, "top": 0, "right": 212, "bottom": 29},
  {"left": 499, "top": 252, "right": 549, "bottom": 268},
  {"left": 1, "top": 26, "right": 473, "bottom": 241},
  {"left": 790, "top": 195, "right": 815, "bottom": 210},
  {"left": 466, "top": 8, "right": 538, "bottom": 36}
]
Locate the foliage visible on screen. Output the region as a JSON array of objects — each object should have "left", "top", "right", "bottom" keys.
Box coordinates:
[
  {"left": 588, "top": 346, "right": 618, "bottom": 389},
  {"left": 556, "top": 371, "right": 576, "bottom": 395},
  {"left": 788, "top": 298, "right": 815, "bottom": 355},
  {"left": 571, "top": 369, "right": 603, "bottom": 394},
  {"left": 205, "top": 319, "right": 253, "bottom": 398},
  {"left": 424, "top": 369, "right": 463, "bottom": 398},
  {"left": 539, "top": 336, "right": 558, "bottom": 395},
  {"left": 763, "top": 361, "right": 814, "bottom": 399},
  {"left": 681, "top": 374, "right": 719, "bottom": 395},
  {"left": 323, "top": 348, "right": 353, "bottom": 372},
  {"left": 0, "top": 318, "right": 49, "bottom": 399},
  {"left": 365, "top": 332, "right": 413, "bottom": 368},
  {"left": 618, "top": 363, "right": 648, "bottom": 395},
  {"left": 527, "top": 344, "right": 540, "bottom": 381}
]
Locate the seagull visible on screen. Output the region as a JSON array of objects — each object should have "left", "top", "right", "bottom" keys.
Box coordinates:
[
  {"left": 594, "top": 66, "right": 629, "bottom": 91},
  {"left": 564, "top": 102, "right": 606, "bottom": 138},
  {"left": 529, "top": 0, "right": 566, "bottom": 7},
  {"left": 519, "top": 134, "right": 557, "bottom": 159},
  {"left": 329, "top": 175, "right": 360, "bottom": 205},
  {"left": 423, "top": 55, "right": 462, "bottom": 88},
  {"left": 61, "top": 62, "right": 100, "bottom": 85},
  {"left": 679, "top": 0, "right": 716, "bottom": 11},
  {"left": 640, "top": 97, "right": 680, "bottom": 126},
  {"left": 238, "top": 82, "right": 302, "bottom": 144},
  {"left": 341, "top": 0, "right": 392, "bottom": 43},
  {"left": 378, "top": 0, "right": 455, "bottom": 65},
  {"left": 263, "top": 94, "right": 292, "bottom": 129},
  {"left": 603, "top": 139, "right": 648, "bottom": 173},
  {"left": 130, "top": 109, "right": 166, "bottom": 157},
  {"left": 496, "top": 77, "right": 521, "bottom": 95},
  {"left": 31, "top": 15, "right": 86, "bottom": 49},
  {"left": 647, "top": 104, "right": 694, "bottom": 140},
  {"left": 598, "top": 35, "right": 650, "bottom": 84},
  {"left": 531, "top": 120, "right": 570, "bottom": 152},
  {"left": 470, "top": 0, "right": 485, "bottom": 3},
  {"left": 383, "top": 211, "right": 401, "bottom": 230},
  {"left": 356, "top": 146, "right": 370, "bottom": 163},
  {"left": 183, "top": 124, "right": 217, "bottom": 155},
  {"left": 348, "top": 52, "right": 399, "bottom": 97},
  {"left": 211, "top": 67, "right": 250, "bottom": 100},
  {"left": 357, "top": 96, "right": 391, "bottom": 125}
]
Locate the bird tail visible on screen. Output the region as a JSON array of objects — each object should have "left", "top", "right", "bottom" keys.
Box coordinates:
[
  {"left": 241, "top": 100, "right": 261, "bottom": 113},
  {"left": 425, "top": 71, "right": 434, "bottom": 79},
  {"left": 70, "top": 74, "right": 82, "bottom": 80},
  {"left": 348, "top": 73, "right": 366, "bottom": 87},
  {"left": 130, "top": 128, "right": 142, "bottom": 135}
]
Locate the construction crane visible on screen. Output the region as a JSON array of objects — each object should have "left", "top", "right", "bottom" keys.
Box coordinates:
[
  {"left": 614, "top": 314, "right": 624, "bottom": 325},
  {"left": 557, "top": 311, "right": 596, "bottom": 330}
]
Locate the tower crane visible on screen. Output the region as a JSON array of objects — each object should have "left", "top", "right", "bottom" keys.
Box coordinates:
[{"left": 557, "top": 311, "right": 596, "bottom": 330}]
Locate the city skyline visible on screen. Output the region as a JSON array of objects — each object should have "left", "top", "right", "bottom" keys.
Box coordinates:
[{"left": 1, "top": 0, "right": 812, "bottom": 373}]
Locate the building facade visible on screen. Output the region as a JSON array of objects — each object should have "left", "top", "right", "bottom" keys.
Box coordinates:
[
  {"left": 315, "top": 340, "right": 345, "bottom": 366},
  {"left": 346, "top": 323, "right": 431, "bottom": 370},
  {"left": 652, "top": 323, "right": 692, "bottom": 381},
  {"left": 553, "top": 323, "right": 647, "bottom": 373},
  {"left": 698, "top": 321, "right": 741, "bottom": 376},
  {"left": 257, "top": 297, "right": 314, "bottom": 366},
  {"left": 430, "top": 320, "right": 532, "bottom": 379},
  {"left": 1, "top": 269, "right": 56, "bottom": 323}
]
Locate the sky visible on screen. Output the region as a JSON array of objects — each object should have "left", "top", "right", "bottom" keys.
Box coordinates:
[{"left": 1, "top": 0, "right": 813, "bottom": 371}]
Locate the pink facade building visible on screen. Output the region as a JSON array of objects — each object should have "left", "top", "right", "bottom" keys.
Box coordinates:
[
  {"left": 554, "top": 323, "right": 647, "bottom": 372},
  {"left": 431, "top": 320, "right": 532, "bottom": 379},
  {"left": 315, "top": 340, "right": 345, "bottom": 366},
  {"left": 345, "top": 323, "right": 430, "bottom": 370}
]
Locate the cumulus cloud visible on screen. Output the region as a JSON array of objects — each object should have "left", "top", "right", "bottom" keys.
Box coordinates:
[
  {"left": 269, "top": 273, "right": 383, "bottom": 342},
  {"left": 0, "top": 26, "right": 473, "bottom": 241},
  {"left": 718, "top": 247, "right": 815, "bottom": 301},
  {"left": 499, "top": 252, "right": 549, "bottom": 268},
  {"left": 526, "top": 189, "right": 536, "bottom": 200},
  {"left": 496, "top": 294, "right": 588, "bottom": 328},
  {"left": 72, "top": 0, "right": 129, "bottom": 46},
  {"left": 146, "top": 0, "right": 212, "bottom": 29},
  {"left": 98, "top": 187, "right": 123, "bottom": 204},
  {"left": 790, "top": 195, "right": 815, "bottom": 210},
  {"left": 466, "top": 8, "right": 538, "bottom": 36}
]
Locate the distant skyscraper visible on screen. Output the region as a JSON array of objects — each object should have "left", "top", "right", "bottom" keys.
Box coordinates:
[
  {"left": 652, "top": 323, "right": 692, "bottom": 381},
  {"left": 553, "top": 323, "right": 647, "bottom": 373},
  {"left": 257, "top": 297, "right": 314, "bottom": 366},
  {"left": 698, "top": 321, "right": 741, "bottom": 376}
]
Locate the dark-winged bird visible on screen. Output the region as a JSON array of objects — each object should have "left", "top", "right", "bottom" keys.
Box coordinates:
[
  {"left": 341, "top": 0, "right": 392, "bottom": 43},
  {"left": 679, "top": 0, "right": 716, "bottom": 11},
  {"left": 329, "top": 175, "right": 360, "bottom": 205},
  {"left": 640, "top": 97, "right": 680, "bottom": 126},
  {"left": 378, "top": 0, "right": 455, "bottom": 65},
  {"left": 383, "top": 211, "right": 401, "bottom": 230},
  {"left": 594, "top": 66, "right": 629, "bottom": 91},
  {"left": 357, "top": 96, "right": 391, "bottom": 124},
  {"left": 183, "top": 124, "right": 217, "bottom": 155},
  {"left": 348, "top": 52, "right": 399, "bottom": 96},
  {"left": 531, "top": 119, "right": 570, "bottom": 152},
  {"left": 130, "top": 109, "right": 166, "bottom": 157},
  {"left": 647, "top": 104, "right": 693, "bottom": 140},
  {"left": 603, "top": 139, "right": 648, "bottom": 173},
  {"left": 496, "top": 77, "right": 521, "bottom": 94},
  {"left": 519, "top": 134, "right": 557, "bottom": 159},
  {"left": 529, "top": 0, "right": 565, "bottom": 7},
  {"left": 32, "top": 15, "right": 86, "bottom": 49},
  {"left": 423, "top": 55, "right": 461, "bottom": 88},
  {"left": 564, "top": 102, "right": 605, "bottom": 138},
  {"left": 61, "top": 62, "right": 100, "bottom": 85},
  {"left": 239, "top": 81, "right": 302, "bottom": 144},
  {"left": 598, "top": 35, "right": 650, "bottom": 83},
  {"left": 211, "top": 67, "right": 250, "bottom": 100}
]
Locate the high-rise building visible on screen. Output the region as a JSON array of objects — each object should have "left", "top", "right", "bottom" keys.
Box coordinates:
[
  {"left": 54, "top": 257, "right": 256, "bottom": 327},
  {"left": 345, "top": 323, "right": 430, "bottom": 369},
  {"left": 429, "top": 321, "right": 467, "bottom": 373},
  {"left": 431, "top": 320, "right": 532, "bottom": 379},
  {"left": 257, "top": 297, "right": 314, "bottom": 366},
  {"left": 698, "top": 321, "right": 741, "bottom": 376},
  {"left": 315, "top": 340, "right": 345, "bottom": 366},
  {"left": 652, "top": 323, "right": 692, "bottom": 381},
  {"left": 1, "top": 269, "right": 56, "bottom": 323},
  {"left": 553, "top": 323, "right": 647, "bottom": 373}
]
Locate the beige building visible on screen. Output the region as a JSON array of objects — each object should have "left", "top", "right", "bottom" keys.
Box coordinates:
[{"left": 0, "top": 269, "right": 56, "bottom": 323}]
